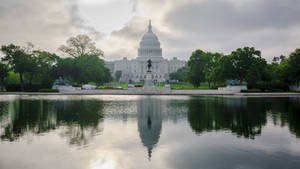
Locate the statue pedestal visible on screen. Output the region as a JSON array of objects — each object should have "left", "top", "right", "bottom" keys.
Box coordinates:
[
  {"left": 164, "top": 84, "right": 171, "bottom": 93},
  {"left": 144, "top": 72, "right": 154, "bottom": 87}
]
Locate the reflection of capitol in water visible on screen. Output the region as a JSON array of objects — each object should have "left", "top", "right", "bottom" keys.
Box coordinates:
[
  {"left": 137, "top": 98, "right": 163, "bottom": 160},
  {"left": 104, "top": 96, "right": 188, "bottom": 159}
]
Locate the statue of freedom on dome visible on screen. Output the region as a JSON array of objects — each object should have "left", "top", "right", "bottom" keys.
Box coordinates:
[{"left": 147, "top": 59, "right": 152, "bottom": 72}]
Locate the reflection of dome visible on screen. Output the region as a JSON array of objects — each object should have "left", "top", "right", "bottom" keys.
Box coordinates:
[
  {"left": 137, "top": 98, "right": 162, "bottom": 160},
  {"left": 137, "top": 20, "right": 163, "bottom": 59}
]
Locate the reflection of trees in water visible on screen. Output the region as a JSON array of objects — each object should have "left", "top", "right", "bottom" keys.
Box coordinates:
[
  {"left": 187, "top": 97, "right": 267, "bottom": 139},
  {"left": 0, "top": 102, "right": 10, "bottom": 136},
  {"left": 266, "top": 97, "right": 300, "bottom": 137},
  {"left": 187, "top": 97, "right": 300, "bottom": 139},
  {"left": 0, "top": 99, "right": 104, "bottom": 145}
]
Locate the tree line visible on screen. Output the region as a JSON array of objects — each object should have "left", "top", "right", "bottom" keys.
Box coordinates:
[
  {"left": 0, "top": 35, "right": 112, "bottom": 91},
  {"left": 170, "top": 47, "right": 300, "bottom": 91}
]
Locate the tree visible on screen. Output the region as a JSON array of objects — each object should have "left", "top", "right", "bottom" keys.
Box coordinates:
[
  {"left": 203, "top": 52, "right": 224, "bottom": 86},
  {"left": 75, "top": 54, "right": 111, "bottom": 84},
  {"left": 0, "top": 62, "right": 9, "bottom": 90},
  {"left": 287, "top": 48, "right": 300, "bottom": 87},
  {"left": 245, "top": 57, "right": 268, "bottom": 88},
  {"left": 25, "top": 55, "right": 39, "bottom": 85},
  {"left": 272, "top": 55, "right": 287, "bottom": 65},
  {"left": 186, "top": 50, "right": 212, "bottom": 87},
  {"left": 5, "top": 72, "right": 20, "bottom": 85},
  {"left": 169, "top": 67, "right": 187, "bottom": 82},
  {"left": 1, "top": 44, "right": 32, "bottom": 91},
  {"left": 114, "top": 70, "right": 122, "bottom": 82},
  {"left": 59, "top": 35, "right": 104, "bottom": 58},
  {"left": 50, "top": 57, "right": 79, "bottom": 81},
  {"left": 230, "top": 47, "right": 261, "bottom": 82},
  {"left": 32, "top": 50, "right": 60, "bottom": 88},
  {"left": 50, "top": 54, "right": 112, "bottom": 84}
]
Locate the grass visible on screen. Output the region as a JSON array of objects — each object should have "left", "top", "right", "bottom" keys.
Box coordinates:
[
  {"left": 155, "top": 83, "right": 165, "bottom": 88},
  {"left": 97, "top": 83, "right": 128, "bottom": 89},
  {"left": 39, "top": 89, "right": 59, "bottom": 92},
  {"left": 170, "top": 83, "right": 210, "bottom": 90}
]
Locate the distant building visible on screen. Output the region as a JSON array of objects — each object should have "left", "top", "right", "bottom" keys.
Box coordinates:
[{"left": 105, "top": 20, "right": 186, "bottom": 83}]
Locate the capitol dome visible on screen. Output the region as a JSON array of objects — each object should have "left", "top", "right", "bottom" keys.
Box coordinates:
[{"left": 137, "top": 20, "right": 163, "bottom": 59}]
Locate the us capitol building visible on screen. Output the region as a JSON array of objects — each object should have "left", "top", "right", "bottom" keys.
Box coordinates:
[{"left": 105, "top": 21, "right": 186, "bottom": 83}]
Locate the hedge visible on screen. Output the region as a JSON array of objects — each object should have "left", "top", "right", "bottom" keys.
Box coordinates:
[{"left": 6, "top": 84, "right": 43, "bottom": 92}]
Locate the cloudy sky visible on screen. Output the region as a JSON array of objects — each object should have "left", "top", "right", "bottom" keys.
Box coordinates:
[{"left": 0, "top": 0, "right": 300, "bottom": 61}]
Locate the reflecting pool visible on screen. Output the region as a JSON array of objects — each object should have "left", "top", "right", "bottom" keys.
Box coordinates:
[{"left": 0, "top": 95, "right": 299, "bottom": 169}]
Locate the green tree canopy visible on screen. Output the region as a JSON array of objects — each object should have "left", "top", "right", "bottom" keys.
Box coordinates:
[
  {"left": 114, "top": 70, "right": 122, "bottom": 82},
  {"left": 287, "top": 48, "right": 300, "bottom": 86},
  {"left": 230, "top": 47, "right": 261, "bottom": 82},
  {"left": 0, "top": 62, "right": 9, "bottom": 90},
  {"left": 203, "top": 52, "right": 226, "bottom": 86},
  {"left": 245, "top": 56, "right": 269, "bottom": 88},
  {"left": 1, "top": 44, "right": 32, "bottom": 90},
  {"left": 169, "top": 67, "right": 187, "bottom": 82},
  {"left": 30, "top": 50, "right": 60, "bottom": 88},
  {"left": 187, "top": 50, "right": 212, "bottom": 87},
  {"left": 51, "top": 54, "right": 112, "bottom": 84}
]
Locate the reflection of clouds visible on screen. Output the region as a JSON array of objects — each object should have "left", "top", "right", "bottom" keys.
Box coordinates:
[
  {"left": 104, "top": 96, "right": 188, "bottom": 122},
  {"left": 0, "top": 95, "right": 18, "bottom": 101},
  {"left": 59, "top": 125, "right": 103, "bottom": 146},
  {"left": 90, "top": 158, "right": 116, "bottom": 169},
  {"left": 165, "top": 129, "right": 300, "bottom": 169}
]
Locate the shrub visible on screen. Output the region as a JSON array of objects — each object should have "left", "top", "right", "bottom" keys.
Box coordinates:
[
  {"left": 241, "top": 89, "right": 262, "bottom": 93},
  {"left": 255, "top": 81, "right": 272, "bottom": 91},
  {"left": 25, "top": 84, "right": 43, "bottom": 92},
  {"left": 134, "top": 83, "right": 144, "bottom": 87},
  {"left": 271, "top": 80, "right": 289, "bottom": 91},
  {"left": 88, "top": 82, "right": 97, "bottom": 85},
  {"left": 97, "top": 83, "right": 128, "bottom": 89},
  {"left": 5, "top": 84, "right": 20, "bottom": 92},
  {"left": 39, "top": 89, "right": 59, "bottom": 92},
  {"left": 134, "top": 84, "right": 143, "bottom": 87},
  {"left": 210, "top": 83, "right": 226, "bottom": 89},
  {"left": 255, "top": 80, "right": 289, "bottom": 92},
  {"left": 6, "top": 84, "right": 43, "bottom": 92}
]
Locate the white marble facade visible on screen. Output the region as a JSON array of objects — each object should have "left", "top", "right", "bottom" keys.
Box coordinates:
[{"left": 105, "top": 21, "right": 186, "bottom": 83}]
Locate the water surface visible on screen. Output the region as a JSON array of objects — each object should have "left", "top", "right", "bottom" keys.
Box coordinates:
[{"left": 0, "top": 95, "right": 299, "bottom": 169}]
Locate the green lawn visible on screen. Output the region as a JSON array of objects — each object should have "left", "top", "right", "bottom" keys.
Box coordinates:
[
  {"left": 155, "top": 83, "right": 165, "bottom": 88},
  {"left": 170, "top": 83, "right": 210, "bottom": 90},
  {"left": 98, "top": 83, "right": 128, "bottom": 89}
]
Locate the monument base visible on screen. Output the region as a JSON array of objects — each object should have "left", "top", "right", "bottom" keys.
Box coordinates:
[{"left": 144, "top": 72, "right": 154, "bottom": 87}]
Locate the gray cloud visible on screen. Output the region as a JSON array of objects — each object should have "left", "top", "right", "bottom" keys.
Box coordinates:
[
  {"left": 0, "top": 0, "right": 104, "bottom": 53},
  {"left": 1, "top": 0, "right": 299, "bottom": 61},
  {"left": 110, "top": 17, "right": 145, "bottom": 41},
  {"left": 0, "top": 0, "right": 76, "bottom": 52},
  {"left": 166, "top": 0, "right": 300, "bottom": 33},
  {"left": 69, "top": 0, "right": 105, "bottom": 40},
  {"left": 130, "top": 0, "right": 138, "bottom": 12},
  {"left": 162, "top": 0, "right": 300, "bottom": 60}
]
